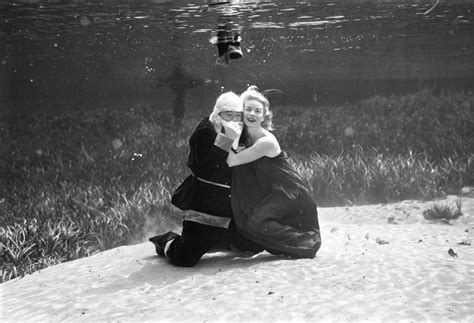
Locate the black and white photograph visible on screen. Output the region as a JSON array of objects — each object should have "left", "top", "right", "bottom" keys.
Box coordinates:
[{"left": 1, "top": 0, "right": 473, "bottom": 321}]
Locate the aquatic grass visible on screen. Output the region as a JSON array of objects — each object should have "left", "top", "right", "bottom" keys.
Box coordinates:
[
  {"left": 275, "top": 88, "right": 474, "bottom": 161},
  {"left": 293, "top": 148, "right": 449, "bottom": 206},
  {"left": 1, "top": 107, "right": 189, "bottom": 281},
  {"left": 423, "top": 198, "right": 463, "bottom": 223},
  {"left": 1, "top": 218, "right": 97, "bottom": 282},
  {"left": 1, "top": 89, "right": 473, "bottom": 282},
  {"left": 0, "top": 180, "right": 183, "bottom": 282}
]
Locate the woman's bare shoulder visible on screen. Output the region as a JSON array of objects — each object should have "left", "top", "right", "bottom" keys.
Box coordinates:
[{"left": 257, "top": 131, "right": 281, "bottom": 156}]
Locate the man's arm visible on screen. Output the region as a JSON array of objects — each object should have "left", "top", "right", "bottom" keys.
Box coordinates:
[
  {"left": 188, "top": 127, "right": 232, "bottom": 177},
  {"left": 187, "top": 119, "right": 242, "bottom": 178}
]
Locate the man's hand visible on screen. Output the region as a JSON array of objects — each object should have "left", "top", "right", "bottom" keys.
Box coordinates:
[{"left": 221, "top": 120, "right": 243, "bottom": 141}]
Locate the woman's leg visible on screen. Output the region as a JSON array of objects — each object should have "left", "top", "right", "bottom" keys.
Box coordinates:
[{"left": 247, "top": 193, "right": 321, "bottom": 257}]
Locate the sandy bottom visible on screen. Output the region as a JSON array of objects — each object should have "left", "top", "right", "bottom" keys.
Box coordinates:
[{"left": 1, "top": 195, "right": 474, "bottom": 322}]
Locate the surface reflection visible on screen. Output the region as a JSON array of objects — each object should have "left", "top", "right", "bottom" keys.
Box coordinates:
[{"left": 1, "top": 0, "right": 473, "bottom": 115}]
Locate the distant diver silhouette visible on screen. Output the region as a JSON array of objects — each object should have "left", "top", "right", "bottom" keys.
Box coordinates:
[{"left": 155, "top": 65, "right": 204, "bottom": 122}]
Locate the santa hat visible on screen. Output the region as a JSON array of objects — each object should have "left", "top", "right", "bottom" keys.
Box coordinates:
[{"left": 209, "top": 91, "right": 243, "bottom": 132}]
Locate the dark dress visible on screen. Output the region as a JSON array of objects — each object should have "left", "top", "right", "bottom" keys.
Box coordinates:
[{"left": 231, "top": 151, "right": 322, "bottom": 259}]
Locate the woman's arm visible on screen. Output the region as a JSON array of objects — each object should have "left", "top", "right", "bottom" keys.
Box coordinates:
[{"left": 227, "top": 135, "right": 281, "bottom": 167}]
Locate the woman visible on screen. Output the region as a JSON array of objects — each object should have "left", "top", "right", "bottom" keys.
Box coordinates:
[{"left": 227, "top": 86, "right": 321, "bottom": 259}]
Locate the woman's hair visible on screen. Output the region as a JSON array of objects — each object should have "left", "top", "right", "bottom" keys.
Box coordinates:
[
  {"left": 209, "top": 91, "right": 242, "bottom": 132},
  {"left": 240, "top": 85, "right": 274, "bottom": 130}
]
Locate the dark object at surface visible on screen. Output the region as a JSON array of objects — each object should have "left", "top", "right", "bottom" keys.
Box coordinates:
[{"left": 227, "top": 45, "right": 243, "bottom": 60}]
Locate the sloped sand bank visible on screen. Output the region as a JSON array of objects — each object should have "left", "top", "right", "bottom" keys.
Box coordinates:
[{"left": 1, "top": 195, "right": 473, "bottom": 322}]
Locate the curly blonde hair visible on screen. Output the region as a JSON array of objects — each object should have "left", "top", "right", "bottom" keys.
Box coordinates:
[{"left": 240, "top": 85, "right": 274, "bottom": 130}]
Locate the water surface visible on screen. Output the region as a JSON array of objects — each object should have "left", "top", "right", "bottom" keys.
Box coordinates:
[{"left": 1, "top": 0, "right": 473, "bottom": 115}]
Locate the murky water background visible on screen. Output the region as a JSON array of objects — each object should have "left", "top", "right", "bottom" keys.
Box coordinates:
[{"left": 1, "top": 0, "right": 473, "bottom": 116}]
